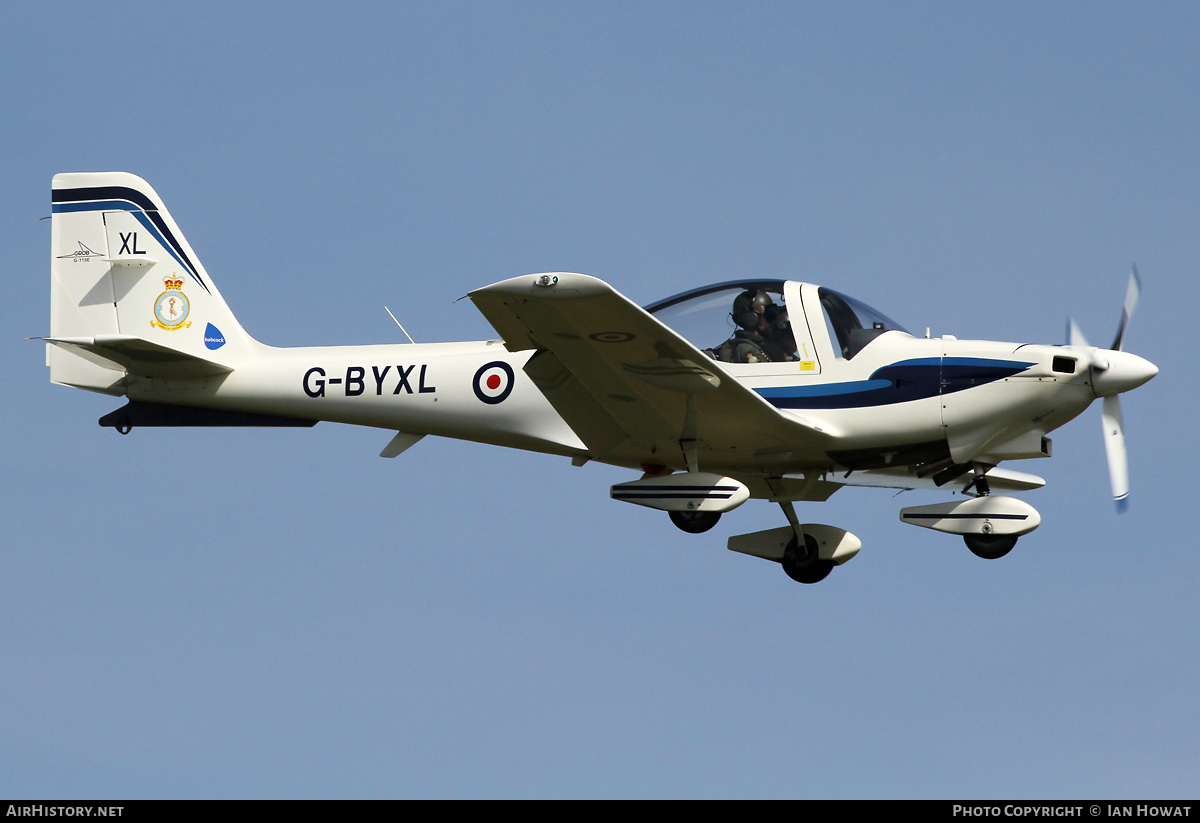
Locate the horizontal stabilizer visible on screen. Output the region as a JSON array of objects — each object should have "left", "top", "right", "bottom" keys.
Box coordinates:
[{"left": 43, "top": 335, "right": 233, "bottom": 378}]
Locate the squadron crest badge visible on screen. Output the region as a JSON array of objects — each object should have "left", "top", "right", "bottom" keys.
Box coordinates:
[{"left": 152, "top": 275, "right": 191, "bottom": 330}]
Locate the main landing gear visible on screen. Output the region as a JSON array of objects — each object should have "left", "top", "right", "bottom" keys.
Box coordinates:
[
  {"left": 776, "top": 498, "right": 835, "bottom": 584},
  {"left": 898, "top": 463, "right": 1041, "bottom": 561},
  {"left": 960, "top": 464, "right": 1018, "bottom": 560},
  {"left": 719, "top": 499, "right": 862, "bottom": 585}
]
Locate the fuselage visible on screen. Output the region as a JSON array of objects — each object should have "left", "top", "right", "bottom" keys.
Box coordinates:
[
  {"left": 125, "top": 339, "right": 590, "bottom": 458},
  {"left": 122, "top": 289, "right": 1101, "bottom": 480}
]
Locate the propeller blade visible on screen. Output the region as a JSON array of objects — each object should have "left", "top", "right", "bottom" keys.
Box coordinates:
[
  {"left": 1101, "top": 395, "right": 1129, "bottom": 513},
  {"left": 1068, "top": 317, "right": 1090, "bottom": 348},
  {"left": 1110, "top": 264, "right": 1142, "bottom": 351}
]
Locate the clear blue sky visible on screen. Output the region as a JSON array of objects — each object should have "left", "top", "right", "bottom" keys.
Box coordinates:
[{"left": 2, "top": 2, "right": 1197, "bottom": 798}]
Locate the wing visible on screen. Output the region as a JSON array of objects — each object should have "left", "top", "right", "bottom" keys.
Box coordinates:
[{"left": 469, "top": 272, "right": 832, "bottom": 472}]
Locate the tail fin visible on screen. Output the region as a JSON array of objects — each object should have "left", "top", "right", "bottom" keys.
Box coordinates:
[{"left": 49, "top": 172, "right": 257, "bottom": 393}]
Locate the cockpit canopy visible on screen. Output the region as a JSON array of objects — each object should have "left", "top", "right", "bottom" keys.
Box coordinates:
[
  {"left": 645, "top": 279, "right": 910, "bottom": 363},
  {"left": 817, "top": 286, "right": 910, "bottom": 359}
]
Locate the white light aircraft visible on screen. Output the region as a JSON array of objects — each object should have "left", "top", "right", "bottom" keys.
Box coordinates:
[{"left": 43, "top": 173, "right": 1158, "bottom": 583}]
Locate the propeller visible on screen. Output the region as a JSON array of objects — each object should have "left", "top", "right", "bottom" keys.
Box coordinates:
[
  {"left": 1101, "top": 395, "right": 1129, "bottom": 512},
  {"left": 1111, "top": 264, "right": 1142, "bottom": 352},
  {"left": 1066, "top": 267, "right": 1157, "bottom": 512}
]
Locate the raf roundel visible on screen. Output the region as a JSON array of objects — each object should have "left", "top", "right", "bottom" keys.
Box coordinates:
[
  {"left": 589, "top": 331, "right": 636, "bottom": 343},
  {"left": 472, "top": 361, "right": 515, "bottom": 405}
]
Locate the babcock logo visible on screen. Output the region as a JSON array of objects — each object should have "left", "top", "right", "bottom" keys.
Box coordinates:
[{"left": 204, "top": 323, "right": 226, "bottom": 350}]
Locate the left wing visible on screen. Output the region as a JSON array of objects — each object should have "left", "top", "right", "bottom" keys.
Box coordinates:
[{"left": 469, "top": 273, "right": 832, "bottom": 472}]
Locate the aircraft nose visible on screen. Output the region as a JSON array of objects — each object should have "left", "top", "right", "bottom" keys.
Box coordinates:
[{"left": 1092, "top": 350, "right": 1158, "bottom": 397}]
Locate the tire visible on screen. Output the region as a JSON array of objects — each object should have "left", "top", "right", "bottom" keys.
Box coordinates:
[
  {"left": 964, "top": 533, "right": 1018, "bottom": 560},
  {"left": 668, "top": 510, "right": 721, "bottom": 534},
  {"left": 781, "top": 534, "right": 835, "bottom": 584}
]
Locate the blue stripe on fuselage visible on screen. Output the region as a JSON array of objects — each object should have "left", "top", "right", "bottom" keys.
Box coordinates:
[{"left": 755, "top": 357, "right": 1033, "bottom": 409}]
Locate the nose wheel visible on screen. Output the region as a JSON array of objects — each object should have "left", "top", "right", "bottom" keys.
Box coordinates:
[{"left": 781, "top": 533, "right": 834, "bottom": 583}]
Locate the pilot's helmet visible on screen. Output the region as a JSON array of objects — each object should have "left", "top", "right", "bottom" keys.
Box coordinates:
[{"left": 733, "top": 289, "right": 774, "bottom": 330}]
